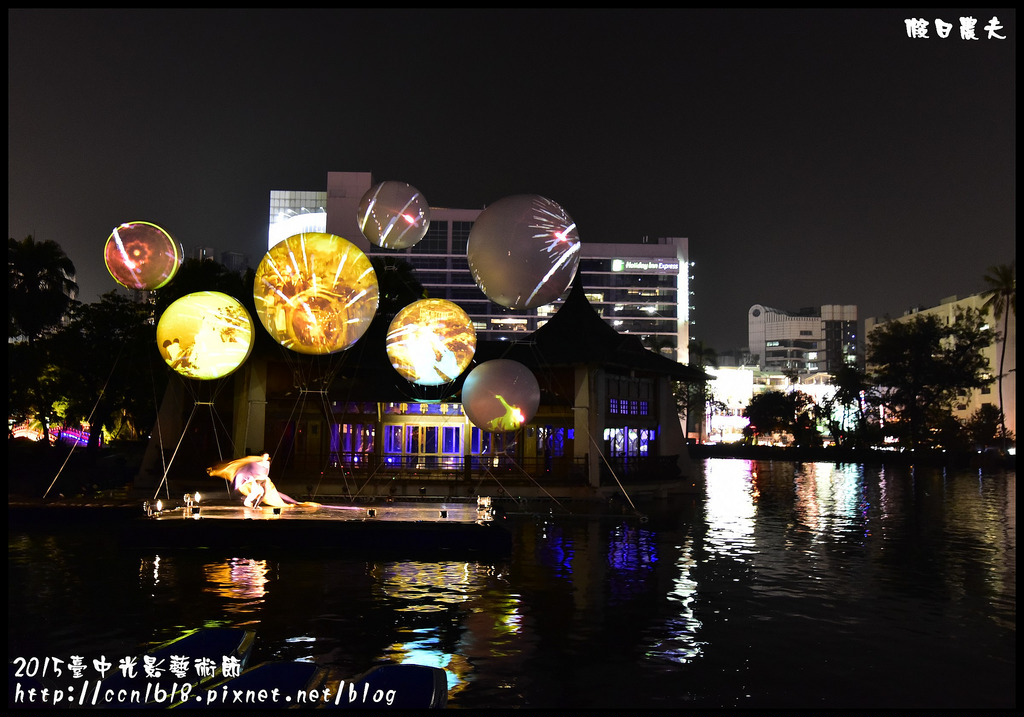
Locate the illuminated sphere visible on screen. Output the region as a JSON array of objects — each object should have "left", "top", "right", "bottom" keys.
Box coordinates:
[
  {"left": 386, "top": 299, "right": 477, "bottom": 386},
  {"left": 461, "top": 360, "right": 540, "bottom": 432},
  {"left": 356, "top": 181, "right": 431, "bottom": 250},
  {"left": 467, "top": 194, "right": 580, "bottom": 309},
  {"left": 103, "top": 221, "right": 183, "bottom": 290},
  {"left": 253, "top": 233, "right": 379, "bottom": 355},
  {"left": 156, "top": 292, "right": 255, "bottom": 380}
]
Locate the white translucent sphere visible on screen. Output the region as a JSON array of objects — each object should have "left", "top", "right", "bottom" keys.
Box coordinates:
[
  {"left": 461, "top": 359, "right": 540, "bottom": 432},
  {"left": 356, "top": 180, "right": 431, "bottom": 250},
  {"left": 467, "top": 194, "right": 580, "bottom": 309}
]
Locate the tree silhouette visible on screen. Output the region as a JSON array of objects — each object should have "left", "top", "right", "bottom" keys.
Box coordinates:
[
  {"left": 822, "top": 363, "right": 872, "bottom": 447},
  {"left": 50, "top": 292, "right": 164, "bottom": 452},
  {"left": 8, "top": 236, "right": 80, "bottom": 445},
  {"left": 8, "top": 235, "right": 79, "bottom": 347},
  {"left": 742, "top": 389, "right": 820, "bottom": 447},
  {"left": 867, "top": 308, "right": 993, "bottom": 449},
  {"left": 981, "top": 262, "right": 1015, "bottom": 453}
]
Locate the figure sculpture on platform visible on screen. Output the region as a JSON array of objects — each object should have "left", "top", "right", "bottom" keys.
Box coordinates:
[{"left": 206, "top": 453, "right": 315, "bottom": 508}]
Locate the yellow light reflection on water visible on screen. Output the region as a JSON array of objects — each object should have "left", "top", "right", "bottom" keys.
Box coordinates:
[{"left": 203, "top": 558, "right": 270, "bottom": 613}]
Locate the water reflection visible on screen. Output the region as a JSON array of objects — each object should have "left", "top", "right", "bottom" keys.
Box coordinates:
[
  {"left": 792, "top": 462, "right": 867, "bottom": 541},
  {"left": 369, "top": 560, "right": 523, "bottom": 697},
  {"left": 704, "top": 458, "right": 757, "bottom": 558},
  {"left": 371, "top": 561, "right": 481, "bottom": 611},
  {"left": 7, "top": 460, "right": 1015, "bottom": 709},
  {"left": 202, "top": 558, "right": 271, "bottom": 610},
  {"left": 646, "top": 532, "right": 703, "bottom": 665}
]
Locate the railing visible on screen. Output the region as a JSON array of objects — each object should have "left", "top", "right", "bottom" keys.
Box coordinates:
[
  {"left": 276, "top": 453, "right": 592, "bottom": 487},
  {"left": 275, "top": 452, "right": 682, "bottom": 489}
]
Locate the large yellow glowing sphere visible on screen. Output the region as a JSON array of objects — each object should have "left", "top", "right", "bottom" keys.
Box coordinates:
[
  {"left": 253, "top": 233, "right": 379, "bottom": 355},
  {"left": 386, "top": 299, "right": 477, "bottom": 386},
  {"left": 156, "top": 292, "right": 255, "bottom": 380},
  {"left": 461, "top": 360, "right": 540, "bottom": 432},
  {"left": 467, "top": 194, "right": 581, "bottom": 309},
  {"left": 104, "top": 221, "right": 183, "bottom": 290},
  {"left": 357, "top": 180, "right": 431, "bottom": 250}
]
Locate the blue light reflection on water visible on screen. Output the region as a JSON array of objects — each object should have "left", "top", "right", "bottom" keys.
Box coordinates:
[{"left": 7, "top": 459, "right": 1016, "bottom": 709}]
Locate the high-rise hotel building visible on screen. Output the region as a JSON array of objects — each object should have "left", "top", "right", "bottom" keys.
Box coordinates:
[{"left": 269, "top": 171, "right": 693, "bottom": 363}]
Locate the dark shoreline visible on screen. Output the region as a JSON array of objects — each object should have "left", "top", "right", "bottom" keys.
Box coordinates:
[{"left": 688, "top": 442, "right": 1016, "bottom": 470}]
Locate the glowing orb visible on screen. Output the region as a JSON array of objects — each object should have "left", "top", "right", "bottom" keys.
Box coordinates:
[
  {"left": 461, "top": 359, "right": 540, "bottom": 432},
  {"left": 356, "top": 180, "right": 431, "bottom": 249},
  {"left": 104, "top": 221, "right": 183, "bottom": 290},
  {"left": 467, "top": 194, "right": 580, "bottom": 309},
  {"left": 253, "top": 233, "right": 379, "bottom": 355},
  {"left": 386, "top": 299, "right": 477, "bottom": 386},
  {"left": 156, "top": 292, "right": 255, "bottom": 380}
]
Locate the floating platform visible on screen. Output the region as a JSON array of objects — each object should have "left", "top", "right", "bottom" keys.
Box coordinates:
[{"left": 122, "top": 496, "right": 513, "bottom": 556}]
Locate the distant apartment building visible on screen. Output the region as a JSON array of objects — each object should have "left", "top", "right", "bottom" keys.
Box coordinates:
[
  {"left": 268, "top": 171, "right": 693, "bottom": 362},
  {"left": 220, "top": 251, "right": 250, "bottom": 275},
  {"left": 192, "top": 246, "right": 217, "bottom": 262},
  {"left": 865, "top": 292, "right": 1016, "bottom": 441},
  {"left": 192, "top": 245, "right": 250, "bottom": 274},
  {"left": 747, "top": 303, "right": 859, "bottom": 375}
]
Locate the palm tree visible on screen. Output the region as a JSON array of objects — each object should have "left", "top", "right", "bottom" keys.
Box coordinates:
[
  {"left": 8, "top": 235, "right": 79, "bottom": 347},
  {"left": 685, "top": 339, "right": 719, "bottom": 441},
  {"left": 981, "top": 261, "right": 1015, "bottom": 452},
  {"left": 8, "top": 236, "right": 79, "bottom": 446}
]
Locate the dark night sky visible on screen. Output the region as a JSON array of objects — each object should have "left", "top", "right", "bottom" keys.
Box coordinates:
[{"left": 8, "top": 9, "right": 1016, "bottom": 352}]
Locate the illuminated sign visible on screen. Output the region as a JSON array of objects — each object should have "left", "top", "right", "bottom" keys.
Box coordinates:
[{"left": 610, "top": 258, "right": 679, "bottom": 274}]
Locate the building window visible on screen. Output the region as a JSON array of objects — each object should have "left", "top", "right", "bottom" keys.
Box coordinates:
[
  {"left": 604, "top": 427, "right": 656, "bottom": 459},
  {"left": 382, "top": 423, "right": 463, "bottom": 468},
  {"left": 536, "top": 426, "right": 566, "bottom": 457}
]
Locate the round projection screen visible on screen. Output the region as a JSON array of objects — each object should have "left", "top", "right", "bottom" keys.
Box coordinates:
[
  {"left": 385, "top": 298, "right": 477, "bottom": 386},
  {"left": 466, "top": 194, "right": 581, "bottom": 310},
  {"left": 461, "top": 359, "right": 540, "bottom": 432},
  {"left": 253, "top": 233, "right": 379, "bottom": 355},
  {"left": 156, "top": 291, "right": 255, "bottom": 380},
  {"left": 356, "top": 180, "right": 431, "bottom": 250},
  {"left": 104, "top": 221, "right": 184, "bottom": 291}
]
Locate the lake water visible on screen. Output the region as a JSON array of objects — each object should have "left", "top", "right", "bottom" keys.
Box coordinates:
[{"left": 8, "top": 459, "right": 1015, "bottom": 710}]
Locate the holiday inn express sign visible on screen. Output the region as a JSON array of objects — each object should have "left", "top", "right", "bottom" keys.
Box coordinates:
[{"left": 611, "top": 258, "right": 680, "bottom": 274}]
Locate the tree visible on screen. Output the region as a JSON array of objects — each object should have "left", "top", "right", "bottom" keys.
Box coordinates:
[
  {"left": 742, "top": 389, "right": 821, "bottom": 447},
  {"left": 867, "top": 308, "right": 994, "bottom": 449},
  {"left": 822, "top": 363, "right": 872, "bottom": 447},
  {"left": 683, "top": 338, "right": 719, "bottom": 441},
  {"left": 980, "top": 262, "right": 1015, "bottom": 453},
  {"left": 8, "top": 236, "right": 80, "bottom": 446},
  {"left": 8, "top": 235, "right": 79, "bottom": 347},
  {"left": 965, "top": 404, "right": 1014, "bottom": 449},
  {"left": 153, "top": 257, "right": 249, "bottom": 318},
  {"left": 49, "top": 292, "right": 165, "bottom": 452}
]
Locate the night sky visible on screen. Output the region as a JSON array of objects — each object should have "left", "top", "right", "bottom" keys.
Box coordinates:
[{"left": 8, "top": 9, "right": 1016, "bottom": 352}]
